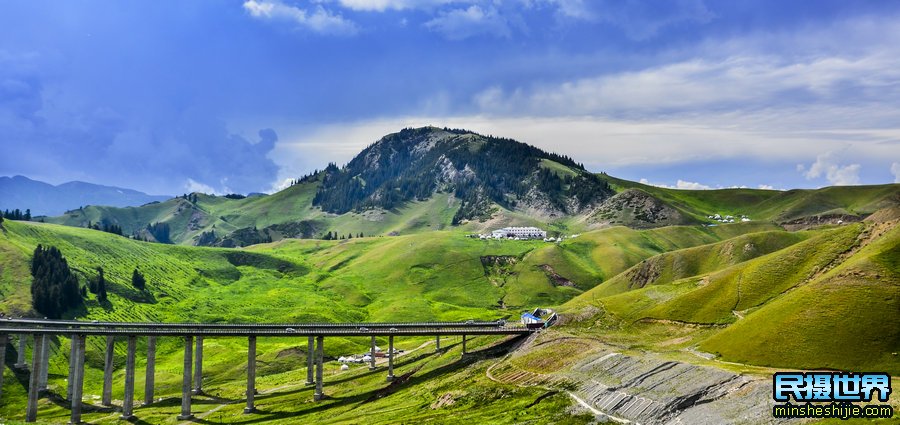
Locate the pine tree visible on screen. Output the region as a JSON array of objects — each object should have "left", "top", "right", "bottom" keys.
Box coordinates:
[
  {"left": 131, "top": 268, "right": 146, "bottom": 291},
  {"left": 96, "top": 267, "right": 108, "bottom": 302},
  {"left": 24, "top": 209, "right": 31, "bottom": 221}
]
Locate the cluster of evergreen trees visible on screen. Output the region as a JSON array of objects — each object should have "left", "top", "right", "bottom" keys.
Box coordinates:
[
  {"left": 31, "top": 245, "right": 82, "bottom": 318},
  {"left": 179, "top": 193, "right": 200, "bottom": 203},
  {"left": 30, "top": 245, "right": 150, "bottom": 317},
  {"left": 87, "top": 221, "right": 124, "bottom": 235},
  {"left": 146, "top": 222, "right": 171, "bottom": 243},
  {"left": 312, "top": 127, "right": 610, "bottom": 223},
  {"left": 224, "top": 193, "right": 246, "bottom": 200},
  {"left": 288, "top": 170, "right": 320, "bottom": 187},
  {"left": 3, "top": 208, "right": 31, "bottom": 221},
  {"left": 322, "top": 231, "right": 363, "bottom": 240},
  {"left": 196, "top": 230, "right": 218, "bottom": 246}
]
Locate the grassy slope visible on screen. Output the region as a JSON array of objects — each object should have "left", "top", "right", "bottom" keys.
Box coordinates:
[
  {"left": 561, "top": 218, "right": 900, "bottom": 375},
  {"left": 574, "top": 230, "right": 810, "bottom": 300},
  {"left": 700, "top": 223, "right": 900, "bottom": 374},
  {"left": 600, "top": 175, "right": 899, "bottom": 222},
  {"left": 643, "top": 224, "right": 864, "bottom": 324}
]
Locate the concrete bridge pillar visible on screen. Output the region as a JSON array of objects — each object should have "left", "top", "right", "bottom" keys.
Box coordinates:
[
  {"left": 69, "top": 334, "right": 86, "bottom": 425},
  {"left": 314, "top": 336, "right": 324, "bottom": 401},
  {"left": 67, "top": 334, "right": 77, "bottom": 400},
  {"left": 16, "top": 334, "right": 28, "bottom": 368},
  {"left": 462, "top": 334, "right": 467, "bottom": 355},
  {"left": 144, "top": 336, "right": 156, "bottom": 405},
  {"left": 244, "top": 336, "right": 257, "bottom": 414},
  {"left": 101, "top": 336, "right": 114, "bottom": 406},
  {"left": 0, "top": 334, "right": 7, "bottom": 401},
  {"left": 305, "top": 336, "right": 314, "bottom": 385},
  {"left": 178, "top": 336, "right": 194, "bottom": 420},
  {"left": 192, "top": 336, "right": 203, "bottom": 394},
  {"left": 25, "top": 333, "right": 44, "bottom": 422},
  {"left": 435, "top": 335, "right": 440, "bottom": 351},
  {"left": 369, "top": 336, "right": 377, "bottom": 370},
  {"left": 38, "top": 334, "right": 49, "bottom": 391},
  {"left": 121, "top": 335, "right": 137, "bottom": 420},
  {"left": 386, "top": 336, "right": 395, "bottom": 382}
]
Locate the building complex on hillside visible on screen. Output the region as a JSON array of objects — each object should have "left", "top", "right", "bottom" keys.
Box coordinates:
[{"left": 491, "top": 226, "right": 547, "bottom": 240}]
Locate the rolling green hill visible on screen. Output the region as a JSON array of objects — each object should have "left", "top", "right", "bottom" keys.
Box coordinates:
[
  {"left": 599, "top": 174, "right": 899, "bottom": 224},
  {"left": 562, "top": 211, "right": 900, "bottom": 375}
]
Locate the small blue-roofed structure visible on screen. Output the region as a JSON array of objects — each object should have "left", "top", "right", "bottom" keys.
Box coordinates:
[{"left": 521, "top": 312, "right": 544, "bottom": 329}]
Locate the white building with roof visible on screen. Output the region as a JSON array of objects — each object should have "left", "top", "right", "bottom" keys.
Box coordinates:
[{"left": 491, "top": 226, "right": 547, "bottom": 240}]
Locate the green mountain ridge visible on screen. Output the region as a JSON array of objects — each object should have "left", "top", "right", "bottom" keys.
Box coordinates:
[{"left": 42, "top": 127, "right": 900, "bottom": 247}]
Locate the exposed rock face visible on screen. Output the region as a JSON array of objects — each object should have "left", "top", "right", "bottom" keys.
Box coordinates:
[
  {"left": 195, "top": 220, "right": 323, "bottom": 247},
  {"left": 481, "top": 255, "right": 518, "bottom": 287},
  {"left": 540, "top": 265, "right": 576, "bottom": 287},
  {"left": 626, "top": 257, "right": 662, "bottom": 289},
  {"left": 779, "top": 213, "right": 863, "bottom": 231},
  {"left": 570, "top": 351, "right": 787, "bottom": 424},
  {"left": 592, "top": 189, "right": 690, "bottom": 228}
]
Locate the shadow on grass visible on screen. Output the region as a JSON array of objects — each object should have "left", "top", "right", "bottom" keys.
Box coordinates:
[{"left": 192, "top": 335, "right": 528, "bottom": 425}]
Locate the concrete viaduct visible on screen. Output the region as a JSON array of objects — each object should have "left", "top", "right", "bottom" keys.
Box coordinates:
[{"left": 0, "top": 318, "right": 534, "bottom": 424}]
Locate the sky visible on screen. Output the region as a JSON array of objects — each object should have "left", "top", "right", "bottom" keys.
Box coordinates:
[{"left": 1, "top": 0, "right": 899, "bottom": 195}]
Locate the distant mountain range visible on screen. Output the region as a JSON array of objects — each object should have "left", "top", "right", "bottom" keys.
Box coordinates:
[
  {"left": 0, "top": 175, "right": 170, "bottom": 216},
  {"left": 38, "top": 127, "right": 900, "bottom": 247}
]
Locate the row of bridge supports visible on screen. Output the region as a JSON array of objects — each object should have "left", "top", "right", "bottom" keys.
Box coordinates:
[{"left": 4, "top": 332, "right": 464, "bottom": 423}]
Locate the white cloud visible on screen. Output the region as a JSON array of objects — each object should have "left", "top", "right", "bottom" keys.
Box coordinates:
[
  {"left": 474, "top": 52, "right": 900, "bottom": 117},
  {"left": 675, "top": 180, "right": 713, "bottom": 190},
  {"left": 243, "top": 0, "right": 358, "bottom": 35},
  {"left": 337, "top": 0, "right": 458, "bottom": 11},
  {"left": 424, "top": 5, "right": 511, "bottom": 39},
  {"left": 800, "top": 153, "right": 861, "bottom": 186},
  {"left": 547, "top": 0, "right": 595, "bottom": 20},
  {"left": 185, "top": 178, "right": 218, "bottom": 195},
  {"left": 891, "top": 162, "right": 900, "bottom": 183},
  {"left": 269, "top": 177, "right": 295, "bottom": 193},
  {"left": 546, "top": 0, "right": 714, "bottom": 40},
  {"left": 639, "top": 178, "right": 712, "bottom": 190}
]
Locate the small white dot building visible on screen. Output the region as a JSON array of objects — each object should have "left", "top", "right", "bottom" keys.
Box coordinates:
[{"left": 491, "top": 226, "right": 547, "bottom": 240}]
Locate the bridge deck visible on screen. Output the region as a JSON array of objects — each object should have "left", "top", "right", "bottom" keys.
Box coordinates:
[
  {"left": 0, "top": 318, "right": 512, "bottom": 329},
  {"left": 0, "top": 318, "right": 535, "bottom": 337}
]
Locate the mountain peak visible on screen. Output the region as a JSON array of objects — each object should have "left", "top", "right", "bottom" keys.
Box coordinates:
[{"left": 313, "top": 127, "right": 610, "bottom": 222}]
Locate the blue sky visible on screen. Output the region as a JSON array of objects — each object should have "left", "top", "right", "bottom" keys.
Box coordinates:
[{"left": 1, "top": 0, "right": 899, "bottom": 195}]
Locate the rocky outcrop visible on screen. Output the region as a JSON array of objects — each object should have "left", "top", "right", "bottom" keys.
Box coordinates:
[
  {"left": 570, "top": 351, "right": 786, "bottom": 424},
  {"left": 481, "top": 256, "right": 518, "bottom": 287},
  {"left": 779, "top": 213, "right": 863, "bottom": 231},
  {"left": 592, "top": 189, "right": 691, "bottom": 229},
  {"left": 540, "top": 265, "right": 576, "bottom": 287},
  {"left": 626, "top": 257, "right": 663, "bottom": 289}
]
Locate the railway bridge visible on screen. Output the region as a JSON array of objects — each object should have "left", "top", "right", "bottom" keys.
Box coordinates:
[{"left": 0, "top": 318, "right": 534, "bottom": 423}]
